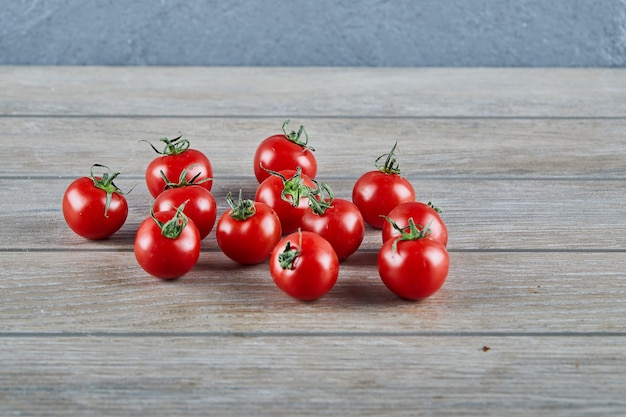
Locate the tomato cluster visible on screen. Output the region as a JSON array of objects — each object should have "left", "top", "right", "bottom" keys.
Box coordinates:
[
  {"left": 352, "top": 141, "right": 449, "bottom": 301},
  {"left": 61, "top": 121, "right": 450, "bottom": 301}
]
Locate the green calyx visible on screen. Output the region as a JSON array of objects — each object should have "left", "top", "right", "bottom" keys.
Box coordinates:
[
  {"left": 90, "top": 164, "right": 126, "bottom": 218},
  {"left": 374, "top": 141, "right": 402, "bottom": 175},
  {"left": 428, "top": 201, "right": 443, "bottom": 214},
  {"left": 160, "top": 164, "right": 212, "bottom": 190},
  {"left": 142, "top": 133, "right": 190, "bottom": 156},
  {"left": 383, "top": 216, "right": 433, "bottom": 252},
  {"left": 278, "top": 230, "right": 303, "bottom": 270},
  {"left": 282, "top": 119, "right": 315, "bottom": 151},
  {"left": 264, "top": 166, "right": 311, "bottom": 207},
  {"left": 151, "top": 201, "right": 190, "bottom": 239},
  {"left": 226, "top": 190, "right": 257, "bottom": 221},
  {"left": 306, "top": 180, "right": 334, "bottom": 215}
]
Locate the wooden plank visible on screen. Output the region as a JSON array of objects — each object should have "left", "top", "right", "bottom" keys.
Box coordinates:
[
  {"left": 2, "top": 67, "right": 626, "bottom": 117},
  {"left": 1, "top": 251, "right": 625, "bottom": 333},
  {"left": 2, "top": 178, "right": 625, "bottom": 251},
  {"left": 1, "top": 335, "right": 625, "bottom": 416},
  {"left": 2, "top": 67, "right": 624, "bottom": 417},
  {"left": 2, "top": 117, "right": 626, "bottom": 179}
]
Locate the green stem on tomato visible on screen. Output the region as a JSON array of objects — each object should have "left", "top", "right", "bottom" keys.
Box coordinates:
[
  {"left": 151, "top": 200, "right": 190, "bottom": 239},
  {"left": 382, "top": 216, "right": 433, "bottom": 252},
  {"left": 263, "top": 165, "right": 311, "bottom": 207},
  {"left": 159, "top": 164, "right": 212, "bottom": 189},
  {"left": 278, "top": 229, "right": 304, "bottom": 270},
  {"left": 306, "top": 180, "right": 334, "bottom": 215},
  {"left": 281, "top": 119, "right": 315, "bottom": 151},
  {"left": 141, "top": 133, "right": 190, "bottom": 155},
  {"left": 89, "top": 164, "right": 127, "bottom": 218},
  {"left": 374, "top": 141, "right": 401, "bottom": 175},
  {"left": 226, "top": 190, "right": 257, "bottom": 221},
  {"left": 428, "top": 201, "right": 443, "bottom": 214}
]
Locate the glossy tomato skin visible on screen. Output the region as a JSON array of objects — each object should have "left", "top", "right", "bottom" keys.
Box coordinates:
[
  {"left": 153, "top": 186, "right": 217, "bottom": 240},
  {"left": 253, "top": 135, "right": 317, "bottom": 183},
  {"left": 269, "top": 231, "right": 339, "bottom": 301},
  {"left": 352, "top": 171, "right": 415, "bottom": 229},
  {"left": 145, "top": 149, "right": 213, "bottom": 198},
  {"left": 300, "top": 198, "right": 365, "bottom": 261},
  {"left": 134, "top": 211, "right": 201, "bottom": 280},
  {"left": 382, "top": 202, "right": 448, "bottom": 247},
  {"left": 62, "top": 176, "right": 128, "bottom": 240},
  {"left": 216, "top": 202, "right": 282, "bottom": 265},
  {"left": 255, "top": 169, "right": 316, "bottom": 235},
  {"left": 378, "top": 238, "right": 449, "bottom": 300}
]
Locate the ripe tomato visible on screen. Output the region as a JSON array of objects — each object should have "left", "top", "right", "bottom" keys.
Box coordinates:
[
  {"left": 62, "top": 164, "right": 128, "bottom": 240},
  {"left": 144, "top": 134, "right": 213, "bottom": 198},
  {"left": 269, "top": 231, "right": 339, "bottom": 301},
  {"left": 255, "top": 168, "right": 316, "bottom": 234},
  {"left": 352, "top": 142, "right": 415, "bottom": 229},
  {"left": 253, "top": 119, "right": 317, "bottom": 183},
  {"left": 378, "top": 220, "right": 449, "bottom": 300},
  {"left": 300, "top": 182, "right": 364, "bottom": 261},
  {"left": 153, "top": 185, "right": 217, "bottom": 240},
  {"left": 134, "top": 205, "right": 201, "bottom": 280},
  {"left": 216, "top": 191, "right": 282, "bottom": 265},
  {"left": 382, "top": 201, "right": 448, "bottom": 247}
]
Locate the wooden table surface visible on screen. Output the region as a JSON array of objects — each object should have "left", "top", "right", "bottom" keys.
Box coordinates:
[{"left": 1, "top": 67, "right": 625, "bottom": 416}]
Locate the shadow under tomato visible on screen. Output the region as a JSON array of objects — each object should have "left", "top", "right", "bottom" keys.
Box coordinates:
[{"left": 329, "top": 250, "right": 436, "bottom": 306}]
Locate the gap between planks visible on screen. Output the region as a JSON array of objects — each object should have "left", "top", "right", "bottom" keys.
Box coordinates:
[
  {"left": 1, "top": 331, "right": 626, "bottom": 338},
  {"left": 3, "top": 114, "right": 626, "bottom": 120}
]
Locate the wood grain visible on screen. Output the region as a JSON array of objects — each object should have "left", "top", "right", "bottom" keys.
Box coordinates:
[
  {"left": 2, "top": 67, "right": 626, "bottom": 117},
  {"left": 2, "top": 178, "right": 626, "bottom": 251},
  {"left": 1, "top": 67, "right": 625, "bottom": 416},
  {"left": 1, "top": 335, "right": 624, "bottom": 417},
  {"left": 1, "top": 251, "right": 625, "bottom": 333},
  {"left": 1, "top": 117, "right": 625, "bottom": 178}
]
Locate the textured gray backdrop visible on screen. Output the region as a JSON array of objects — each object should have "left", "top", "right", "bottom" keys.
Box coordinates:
[{"left": 1, "top": 0, "right": 625, "bottom": 66}]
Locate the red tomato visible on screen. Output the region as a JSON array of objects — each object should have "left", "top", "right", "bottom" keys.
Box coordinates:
[
  {"left": 153, "top": 185, "right": 217, "bottom": 240},
  {"left": 352, "top": 142, "right": 415, "bottom": 229},
  {"left": 269, "top": 231, "right": 339, "bottom": 301},
  {"left": 62, "top": 164, "right": 128, "bottom": 240},
  {"left": 377, "top": 221, "right": 449, "bottom": 300},
  {"left": 382, "top": 201, "right": 448, "bottom": 247},
  {"left": 216, "top": 191, "right": 282, "bottom": 265},
  {"left": 253, "top": 120, "right": 317, "bottom": 183},
  {"left": 300, "top": 182, "right": 364, "bottom": 261},
  {"left": 144, "top": 134, "right": 213, "bottom": 198},
  {"left": 255, "top": 168, "right": 316, "bottom": 234},
  {"left": 134, "top": 206, "right": 201, "bottom": 280}
]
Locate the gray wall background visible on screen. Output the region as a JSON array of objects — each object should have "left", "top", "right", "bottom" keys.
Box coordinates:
[{"left": 1, "top": 0, "right": 625, "bottom": 66}]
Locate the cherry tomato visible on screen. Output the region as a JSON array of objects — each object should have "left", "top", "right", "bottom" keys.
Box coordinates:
[
  {"left": 352, "top": 142, "right": 415, "bottom": 229},
  {"left": 378, "top": 219, "right": 449, "bottom": 300},
  {"left": 255, "top": 168, "right": 316, "bottom": 234},
  {"left": 300, "top": 182, "right": 364, "bottom": 261},
  {"left": 253, "top": 120, "right": 317, "bottom": 183},
  {"left": 269, "top": 231, "right": 339, "bottom": 301},
  {"left": 134, "top": 205, "right": 201, "bottom": 280},
  {"left": 153, "top": 185, "right": 217, "bottom": 240},
  {"left": 216, "top": 191, "right": 282, "bottom": 265},
  {"left": 144, "top": 134, "right": 213, "bottom": 198},
  {"left": 62, "top": 164, "right": 128, "bottom": 240},
  {"left": 382, "top": 201, "right": 448, "bottom": 247}
]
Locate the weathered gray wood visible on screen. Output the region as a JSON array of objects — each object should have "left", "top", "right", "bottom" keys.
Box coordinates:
[
  {"left": 1, "top": 67, "right": 626, "bottom": 416},
  {"left": 1, "top": 117, "right": 625, "bottom": 178},
  {"left": 1, "top": 178, "right": 625, "bottom": 251},
  {"left": 1, "top": 67, "right": 626, "bottom": 117},
  {"left": 1, "top": 335, "right": 624, "bottom": 417},
  {"left": 1, "top": 251, "right": 625, "bottom": 333}
]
